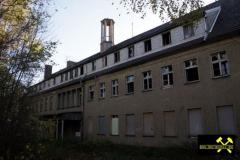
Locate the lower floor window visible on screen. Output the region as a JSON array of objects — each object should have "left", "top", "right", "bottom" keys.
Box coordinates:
[
  {"left": 217, "top": 106, "right": 235, "bottom": 134},
  {"left": 143, "top": 112, "right": 154, "bottom": 136},
  {"left": 98, "top": 116, "right": 106, "bottom": 135},
  {"left": 126, "top": 114, "right": 135, "bottom": 135},
  {"left": 188, "top": 108, "right": 203, "bottom": 136},
  {"left": 111, "top": 115, "right": 119, "bottom": 135}
]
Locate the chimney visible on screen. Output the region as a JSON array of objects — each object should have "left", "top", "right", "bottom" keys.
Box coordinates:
[
  {"left": 67, "top": 60, "right": 76, "bottom": 67},
  {"left": 44, "top": 65, "right": 52, "bottom": 79},
  {"left": 100, "top": 18, "right": 114, "bottom": 52}
]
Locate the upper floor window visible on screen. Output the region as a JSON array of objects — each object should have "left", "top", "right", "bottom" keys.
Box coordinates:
[
  {"left": 185, "top": 59, "right": 199, "bottom": 82},
  {"left": 47, "top": 80, "right": 50, "bottom": 87},
  {"left": 53, "top": 77, "right": 56, "bottom": 85},
  {"left": 183, "top": 24, "right": 194, "bottom": 39},
  {"left": 112, "top": 79, "right": 119, "bottom": 96},
  {"left": 99, "top": 82, "right": 106, "bottom": 98},
  {"left": 114, "top": 51, "right": 120, "bottom": 63},
  {"left": 126, "top": 75, "right": 134, "bottom": 94},
  {"left": 43, "top": 81, "right": 46, "bottom": 88},
  {"left": 74, "top": 68, "right": 78, "bottom": 77},
  {"left": 161, "top": 65, "right": 173, "bottom": 88},
  {"left": 88, "top": 85, "right": 94, "bottom": 101},
  {"left": 128, "top": 45, "right": 134, "bottom": 58},
  {"left": 92, "top": 60, "right": 96, "bottom": 71},
  {"left": 162, "top": 31, "right": 171, "bottom": 46},
  {"left": 102, "top": 56, "right": 108, "bottom": 67},
  {"left": 65, "top": 72, "right": 68, "bottom": 81},
  {"left": 70, "top": 70, "right": 73, "bottom": 79},
  {"left": 143, "top": 71, "right": 152, "bottom": 90},
  {"left": 61, "top": 74, "right": 64, "bottom": 82},
  {"left": 80, "top": 66, "right": 84, "bottom": 75},
  {"left": 211, "top": 52, "right": 229, "bottom": 77},
  {"left": 144, "top": 39, "right": 152, "bottom": 52}
]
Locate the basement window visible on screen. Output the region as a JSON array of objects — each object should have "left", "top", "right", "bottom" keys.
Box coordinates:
[
  {"left": 99, "top": 82, "right": 106, "bottom": 98},
  {"left": 128, "top": 45, "right": 134, "bottom": 58},
  {"left": 126, "top": 75, "right": 134, "bottom": 94},
  {"left": 185, "top": 59, "right": 199, "bottom": 82},
  {"left": 111, "top": 115, "right": 119, "bottom": 136},
  {"left": 143, "top": 71, "right": 152, "bottom": 90},
  {"left": 162, "top": 31, "right": 171, "bottom": 46},
  {"left": 211, "top": 52, "right": 229, "bottom": 77},
  {"left": 112, "top": 79, "right": 119, "bottom": 96},
  {"left": 114, "top": 51, "right": 120, "bottom": 63},
  {"left": 88, "top": 86, "right": 94, "bottom": 101},
  {"left": 161, "top": 65, "right": 173, "bottom": 88},
  {"left": 144, "top": 39, "right": 152, "bottom": 52},
  {"left": 183, "top": 24, "right": 194, "bottom": 39}
]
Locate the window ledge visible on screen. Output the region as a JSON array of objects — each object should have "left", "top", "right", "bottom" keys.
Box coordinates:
[
  {"left": 125, "top": 92, "right": 134, "bottom": 95},
  {"left": 162, "top": 85, "right": 173, "bottom": 90},
  {"left": 111, "top": 95, "right": 118, "bottom": 98},
  {"left": 98, "top": 97, "right": 105, "bottom": 101},
  {"left": 163, "top": 135, "right": 177, "bottom": 138},
  {"left": 110, "top": 134, "right": 119, "bottom": 137},
  {"left": 143, "top": 135, "right": 155, "bottom": 137},
  {"left": 142, "top": 89, "right": 153, "bottom": 92},
  {"left": 212, "top": 74, "right": 230, "bottom": 80},
  {"left": 97, "top": 134, "right": 106, "bottom": 136},
  {"left": 184, "top": 80, "right": 200, "bottom": 85},
  {"left": 125, "top": 134, "right": 136, "bottom": 137}
]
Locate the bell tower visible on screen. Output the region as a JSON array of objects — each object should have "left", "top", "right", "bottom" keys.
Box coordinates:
[{"left": 100, "top": 18, "right": 114, "bottom": 52}]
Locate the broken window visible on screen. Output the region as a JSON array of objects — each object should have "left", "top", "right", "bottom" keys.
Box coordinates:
[
  {"left": 111, "top": 115, "right": 119, "bottom": 135},
  {"left": 217, "top": 106, "right": 235, "bottom": 134},
  {"left": 128, "top": 45, "right": 134, "bottom": 58},
  {"left": 114, "top": 51, "right": 120, "bottom": 63},
  {"left": 161, "top": 65, "right": 173, "bottom": 88},
  {"left": 92, "top": 60, "right": 96, "bottom": 71},
  {"left": 143, "top": 71, "right": 152, "bottom": 90},
  {"left": 126, "top": 75, "right": 134, "bottom": 94},
  {"left": 112, "top": 79, "right": 118, "bottom": 96},
  {"left": 99, "top": 82, "right": 106, "bottom": 98},
  {"left": 126, "top": 114, "right": 135, "bottom": 136},
  {"left": 162, "top": 31, "right": 171, "bottom": 46},
  {"left": 185, "top": 59, "right": 199, "bottom": 82},
  {"left": 144, "top": 39, "right": 152, "bottom": 52},
  {"left": 98, "top": 116, "right": 106, "bottom": 135},
  {"left": 88, "top": 85, "right": 94, "bottom": 101},
  {"left": 212, "top": 52, "right": 229, "bottom": 77},
  {"left": 188, "top": 108, "right": 203, "bottom": 137},
  {"left": 143, "top": 112, "right": 154, "bottom": 136},
  {"left": 164, "top": 111, "right": 177, "bottom": 136},
  {"left": 183, "top": 24, "right": 194, "bottom": 39}
]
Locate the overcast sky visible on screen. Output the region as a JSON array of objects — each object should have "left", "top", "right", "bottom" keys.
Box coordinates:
[{"left": 42, "top": 0, "right": 216, "bottom": 81}]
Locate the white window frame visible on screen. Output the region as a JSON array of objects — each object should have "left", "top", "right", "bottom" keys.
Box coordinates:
[
  {"left": 126, "top": 75, "right": 134, "bottom": 94},
  {"left": 161, "top": 65, "right": 173, "bottom": 88},
  {"left": 143, "top": 71, "right": 152, "bottom": 90},
  {"left": 184, "top": 58, "right": 199, "bottom": 82},
  {"left": 111, "top": 115, "right": 119, "bottom": 136},
  {"left": 112, "top": 79, "right": 119, "bottom": 96},
  {"left": 211, "top": 52, "right": 229, "bottom": 77},
  {"left": 99, "top": 82, "right": 106, "bottom": 98}
]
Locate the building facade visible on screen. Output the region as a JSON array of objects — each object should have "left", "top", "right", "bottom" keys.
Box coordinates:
[{"left": 30, "top": 0, "right": 240, "bottom": 146}]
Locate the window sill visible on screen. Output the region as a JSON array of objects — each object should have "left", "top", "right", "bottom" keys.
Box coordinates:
[
  {"left": 142, "top": 89, "right": 153, "bottom": 92},
  {"left": 184, "top": 80, "right": 200, "bottom": 85},
  {"left": 97, "top": 134, "right": 106, "bottom": 136},
  {"left": 98, "top": 97, "right": 105, "bottom": 101},
  {"left": 125, "top": 92, "right": 134, "bottom": 95},
  {"left": 212, "top": 74, "right": 230, "bottom": 80},
  {"left": 125, "top": 134, "right": 136, "bottom": 137},
  {"left": 110, "top": 134, "right": 119, "bottom": 137},
  {"left": 162, "top": 85, "right": 173, "bottom": 90},
  {"left": 163, "top": 135, "right": 177, "bottom": 138},
  {"left": 88, "top": 99, "right": 94, "bottom": 102},
  {"left": 143, "top": 135, "right": 155, "bottom": 137},
  {"left": 111, "top": 95, "right": 118, "bottom": 98}
]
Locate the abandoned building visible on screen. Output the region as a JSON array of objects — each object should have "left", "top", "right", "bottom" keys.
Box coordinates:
[{"left": 30, "top": 0, "right": 240, "bottom": 146}]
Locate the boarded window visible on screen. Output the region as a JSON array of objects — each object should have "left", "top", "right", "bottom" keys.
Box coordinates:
[
  {"left": 217, "top": 106, "right": 235, "bottom": 134},
  {"left": 126, "top": 114, "right": 135, "bottom": 135},
  {"left": 111, "top": 115, "right": 119, "bottom": 135},
  {"left": 188, "top": 108, "right": 203, "bottom": 136},
  {"left": 98, "top": 116, "right": 106, "bottom": 135},
  {"left": 164, "top": 111, "right": 177, "bottom": 136},
  {"left": 143, "top": 113, "right": 154, "bottom": 136}
]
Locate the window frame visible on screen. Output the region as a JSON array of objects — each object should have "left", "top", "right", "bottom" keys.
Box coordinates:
[
  {"left": 211, "top": 51, "right": 229, "bottom": 78},
  {"left": 144, "top": 39, "right": 152, "bottom": 52},
  {"left": 111, "top": 115, "right": 119, "bottom": 136},
  {"left": 128, "top": 45, "right": 134, "bottom": 58},
  {"left": 92, "top": 60, "right": 96, "bottom": 71},
  {"left": 88, "top": 85, "right": 94, "bottom": 101},
  {"left": 99, "top": 82, "right": 106, "bottom": 99},
  {"left": 162, "top": 31, "right": 172, "bottom": 46},
  {"left": 111, "top": 79, "right": 119, "bottom": 96},
  {"left": 114, "top": 51, "right": 120, "bottom": 63},
  {"left": 126, "top": 75, "right": 134, "bottom": 94},
  {"left": 161, "top": 65, "right": 173, "bottom": 89},
  {"left": 102, "top": 56, "right": 108, "bottom": 67},
  {"left": 143, "top": 71, "right": 152, "bottom": 91},
  {"left": 184, "top": 58, "right": 199, "bottom": 82}
]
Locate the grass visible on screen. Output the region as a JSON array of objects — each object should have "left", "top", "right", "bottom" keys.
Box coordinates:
[{"left": 42, "top": 140, "right": 239, "bottom": 160}]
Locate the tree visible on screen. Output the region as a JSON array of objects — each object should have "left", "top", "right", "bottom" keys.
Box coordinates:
[
  {"left": 0, "top": 0, "right": 56, "bottom": 159},
  {"left": 116, "top": 0, "right": 204, "bottom": 21}
]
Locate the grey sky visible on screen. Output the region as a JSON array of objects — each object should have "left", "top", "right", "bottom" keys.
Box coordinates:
[{"left": 44, "top": 0, "right": 215, "bottom": 80}]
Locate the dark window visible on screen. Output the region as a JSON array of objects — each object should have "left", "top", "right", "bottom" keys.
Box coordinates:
[
  {"left": 89, "top": 86, "right": 94, "bottom": 100},
  {"left": 162, "top": 32, "right": 171, "bottom": 46},
  {"left": 99, "top": 82, "right": 106, "bottom": 98},
  {"left": 57, "top": 93, "right": 61, "bottom": 109},
  {"left": 112, "top": 79, "right": 118, "bottom": 96},
  {"left": 114, "top": 52, "right": 120, "bottom": 63},
  {"left": 144, "top": 39, "right": 152, "bottom": 52},
  {"left": 74, "top": 68, "right": 78, "bottom": 77},
  {"left": 103, "top": 56, "right": 108, "bottom": 67},
  {"left": 128, "top": 46, "right": 134, "bottom": 58},
  {"left": 98, "top": 116, "right": 106, "bottom": 135},
  {"left": 185, "top": 59, "right": 199, "bottom": 82},
  {"left": 53, "top": 77, "right": 56, "bottom": 85},
  {"left": 92, "top": 61, "right": 96, "bottom": 71},
  {"left": 126, "top": 75, "right": 134, "bottom": 93},
  {"left": 77, "top": 88, "right": 82, "bottom": 106},
  {"left": 143, "top": 71, "right": 152, "bottom": 90},
  {"left": 65, "top": 72, "right": 68, "bottom": 81},
  {"left": 70, "top": 70, "right": 73, "bottom": 79},
  {"left": 183, "top": 24, "right": 194, "bottom": 39},
  {"left": 211, "top": 52, "right": 229, "bottom": 77},
  {"left": 61, "top": 74, "right": 64, "bottom": 82},
  {"left": 161, "top": 65, "right": 173, "bottom": 88},
  {"left": 43, "top": 82, "right": 46, "bottom": 88},
  {"left": 80, "top": 66, "right": 84, "bottom": 75}
]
